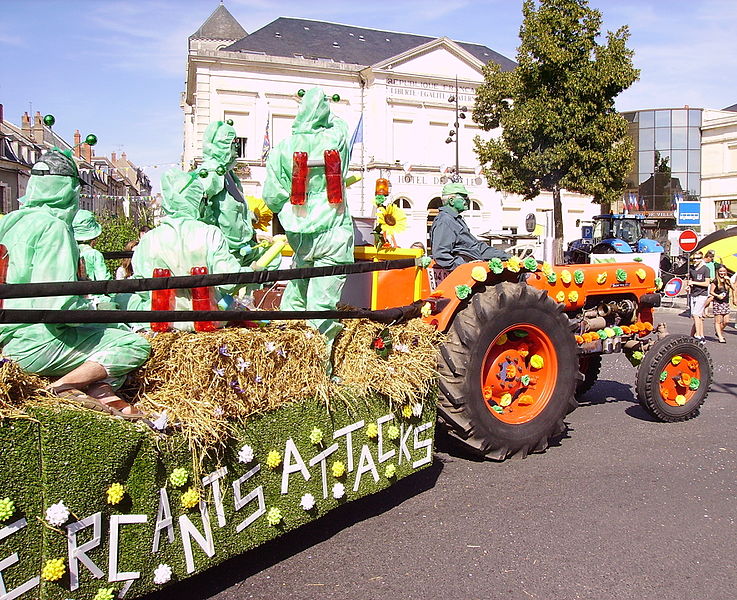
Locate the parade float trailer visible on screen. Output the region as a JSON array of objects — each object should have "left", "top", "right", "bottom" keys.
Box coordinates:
[{"left": 0, "top": 249, "right": 713, "bottom": 600}]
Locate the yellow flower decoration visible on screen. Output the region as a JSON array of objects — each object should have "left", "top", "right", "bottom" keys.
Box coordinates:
[
  {"left": 560, "top": 269, "right": 572, "bottom": 284},
  {"left": 401, "top": 405, "right": 413, "bottom": 419},
  {"left": 331, "top": 461, "right": 346, "bottom": 478},
  {"left": 499, "top": 393, "right": 513, "bottom": 407},
  {"left": 366, "top": 422, "right": 379, "bottom": 439},
  {"left": 376, "top": 204, "right": 408, "bottom": 236},
  {"left": 266, "top": 450, "right": 282, "bottom": 469},
  {"left": 596, "top": 272, "right": 607, "bottom": 284},
  {"left": 506, "top": 256, "right": 521, "bottom": 273},
  {"left": 471, "top": 266, "right": 488, "bottom": 282},
  {"left": 541, "top": 262, "right": 553, "bottom": 276},
  {"left": 568, "top": 290, "right": 579, "bottom": 303},
  {"left": 93, "top": 587, "right": 115, "bottom": 600},
  {"left": 41, "top": 558, "right": 66, "bottom": 581},
  {"left": 675, "top": 395, "right": 687, "bottom": 406},
  {"left": 495, "top": 333, "right": 508, "bottom": 346},
  {"left": 530, "top": 354, "right": 544, "bottom": 369},
  {"left": 518, "top": 394, "right": 534, "bottom": 406},
  {"left": 421, "top": 302, "right": 432, "bottom": 318},
  {"left": 106, "top": 483, "right": 125, "bottom": 506},
  {"left": 246, "top": 196, "right": 273, "bottom": 231},
  {"left": 636, "top": 268, "right": 647, "bottom": 281},
  {"left": 266, "top": 506, "right": 283, "bottom": 526},
  {"left": 181, "top": 487, "right": 200, "bottom": 509},
  {"left": 555, "top": 291, "right": 565, "bottom": 303},
  {"left": 309, "top": 427, "right": 323, "bottom": 445},
  {"left": 384, "top": 463, "right": 397, "bottom": 478},
  {"left": 671, "top": 355, "right": 683, "bottom": 366}
]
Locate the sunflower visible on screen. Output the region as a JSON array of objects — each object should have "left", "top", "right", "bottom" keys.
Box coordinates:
[
  {"left": 246, "top": 196, "right": 274, "bottom": 231},
  {"left": 376, "top": 204, "right": 408, "bottom": 236}
]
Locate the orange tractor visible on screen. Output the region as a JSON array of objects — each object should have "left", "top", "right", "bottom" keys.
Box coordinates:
[{"left": 356, "top": 247, "right": 713, "bottom": 460}]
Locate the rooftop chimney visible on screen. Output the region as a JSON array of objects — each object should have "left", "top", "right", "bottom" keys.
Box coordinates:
[
  {"left": 0, "top": 104, "right": 4, "bottom": 125},
  {"left": 74, "top": 130, "right": 82, "bottom": 158}
]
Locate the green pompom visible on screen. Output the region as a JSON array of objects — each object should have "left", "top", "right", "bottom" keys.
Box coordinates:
[
  {"left": 523, "top": 257, "right": 538, "bottom": 271},
  {"left": 613, "top": 326, "right": 623, "bottom": 336},
  {"left": 169, "top": 468, "right": 188, "bottom": 488},
  {"left": 0, "top": 498, "right": 15, "bottom": 522},
  {"left": 455, "top": 284, "right": 472, "bottom": 300},
  {"left": 488, "top": 257, "right": 504, "bottom": 274},
  {"left": 574, "top": 269, "right": 585, "bottom": 284},
  {"left": 689, "top": 378, "right": 700, "bottom": 390},
  {"left": 546, "top": 272, "right": 557, "bottom": 284},
  {"left": 616, "top": 268, "right": 627, "bottom": 282},
  {"left": 659, "top": 371, "right": 668, "bottom": 382},
  {"left": 597, "top": 330, "right": 607, "bottom": 340},
  {"left": 491, "top": 405, "right": 504, "bottom": 414}
]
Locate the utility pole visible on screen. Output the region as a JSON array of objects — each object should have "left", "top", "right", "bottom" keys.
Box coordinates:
[{"left": 444, "top": 77, "right": 468, "bottom": 183}]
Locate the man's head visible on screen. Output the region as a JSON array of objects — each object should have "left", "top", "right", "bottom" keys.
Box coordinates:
[
  {"left": 441, "top": 182, "right": 470, "bottom": 213},
  {"left": 691, "top": 251, "right": 704, "bottom": 266},
  {"left": 705, "top": 250, "right": 715, "bottom": 262}
]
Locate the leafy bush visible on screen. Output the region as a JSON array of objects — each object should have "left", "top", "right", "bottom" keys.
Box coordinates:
[{"left": 95, "top": 212, "right": 140, "bottom": 274}]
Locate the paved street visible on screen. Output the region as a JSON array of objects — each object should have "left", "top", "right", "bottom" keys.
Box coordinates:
[{"left": 145, "top": 311, "right": 736, "bottom": 600}]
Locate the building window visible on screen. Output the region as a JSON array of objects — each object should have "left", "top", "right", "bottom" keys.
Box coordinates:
[
  {"left": 394, "top": 197, "right": 412, "bottom": 210},
  {"left": 235, "top": 137, "right": 247, "bottom": 159}
]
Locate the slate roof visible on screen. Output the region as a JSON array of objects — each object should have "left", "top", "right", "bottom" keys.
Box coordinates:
[
  {"left": 190, "top": 3, "right": 247, "bottom": 41},
  {"left": 723, "top": 103, "right": 737, "bottom": 112},
  {"left": 224, "top": 17, "right": 516, "bottom": 71}
]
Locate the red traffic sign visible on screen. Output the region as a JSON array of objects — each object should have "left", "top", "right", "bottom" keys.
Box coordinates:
[
  {"left": 678, "top": 229, "right": 698, "bottom": 253},
  {"left": 663, "top": 277, "right": 683, "bottom": 298}
]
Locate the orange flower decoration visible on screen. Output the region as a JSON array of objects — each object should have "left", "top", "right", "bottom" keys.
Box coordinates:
[
  {"left": 679, "top": 374, "right": 692, "bottom": 387},
  {"left": 517, "top": 394, "right": 534, "bottom": 406},
  {"left": 642, "top": 322, "right": 654, "bottom": 331},
  {"left": 483, "top": 386, "right": 493, "bottom": 400},
  {"left": 622, "top": 326, "right": 631, "bottom": 335},
  {"left": 575, "top": 335, "right": 584, "bottom": 345},
  {"left": 517, "top": 343, "right": 530, "bottom": 358},
  {"left": 688, "top": 360, "right": 699, "bottom": 371}
]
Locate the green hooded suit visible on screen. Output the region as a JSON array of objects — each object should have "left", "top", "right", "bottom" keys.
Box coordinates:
[
  {"left": 262, "top": 87, "right": 354, "bottom": 342},
  {"left": 0, "top": 150, "right": 149, "bottom": 388}
]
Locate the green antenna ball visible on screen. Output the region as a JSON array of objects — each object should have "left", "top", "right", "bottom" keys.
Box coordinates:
[
  {"left": 332, "top": 94, "right": 341, "bottom": 102},
  {"left": 226, "top": 119, "right": 234, "bottom": 126},
  {"left": 198, "top": 169, "right": 209, "bottom": 178},
  {"left": 297, "top": 89, "right": 306, "bottom": 97},
  {"left": 215, "top": 166, "right": 226, "bottom": 176},
  {"left": 43, "top": 114, "right": 56, "bottom": 127},
  {"left": 84, "top": 134, "right": 98, "bottom": 146}
]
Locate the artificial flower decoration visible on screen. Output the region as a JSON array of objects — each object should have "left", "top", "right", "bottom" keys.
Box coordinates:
[
  {"left": 0, "top": 498, "right": 15, "bottom": 522},
  {"left": 372, "top": 328, "right": 393, "bottom": 359},
  {"left": 106, "top": 483, "right": 125, "bottom": 506},
  {"left": 604, "top": 327, "right": 616, "bottom": 338},
  {"left": 517, "top": 343, "right": 530, "bottom": 357},
  {"left": 386, "top": 425, "right": 400, "bottom": 440},
  {"left": 491, "top": 405, "right": 504, "bottom": 414},
  {"left": 523, "top": 256, "right": 538, "bottom": 271},
  {"left": 212, "top": 367, "right": 225, "bottom": 378},
  {"left": 613, "top": 326, "right": 624, "bottom": 336},
  {"left": 93, "top": 587, "right": 115, "bottom": 600},
  {"left": 246, "top": 196, "right": 274, "bottom": 231},
  {"left": 384, "top": 463, "right": 397, "bottom": 478},
  {"left": 300, "top": 493, "right": 316, "bottom": 511},
  {"left": 402, "top": 405, "right": 413, "bottom": 419},
  {"left": 689, "top": 378, "right": 700, "bottom": 390},
  {"left": 546, "top": 272, "right": 557, "bottom": 284},
  {"left": 309, "top": 427, "right": 323, "bottom": 445},
  {"left": 235, "top": 356, "right": 251, "bottom": 372},
  {"left": 688, "top": 360, "right": 699, "bottom": 371},
  {"left": 237, "top": 445, "right": 255, "bottom": 464},
  {"left": 621, "top": 326, "right": 631, "bottom": 335},
  {"left": 568, "top": 291, "right": 579, "bottom": 303},
  {"left": 633, "top": 256, "right": 643, "bottom": 262},
  {"left": 41, "top": 558, "right": 66, "bottom": 582},
  {"left": 394, "top": 342, "right": 410, "bottom": 353},
  {"left": 530, "top": 354, "right": 544, "bottom": 369},
  {"left": 412, "top": 402, "right": 423, "bottom": 417},
  {"left": 332, "top": 482, "right": 346, "bottom": 499},
  {"left": 511, "top": 329, "right": 528, "bottom": 338},
  {"left": 596, "top": 272, "right": 607, "bottom": 284},
  {"left": 45, "top": 502, "right": 70, "bottom": 527},
  {"left": 418, "top": 255, "right": 432, "bottom": 269},
  {"left": 181, "top": 487, "right": 200, "bottom": 509},
  {"left": 264, "top": 341, "right": 276, "bottom": 353},
  {"left": 421, "top": 302, "right": 432, "bottom": 318},
  {"left": 678, "top": 373, "right": 692, "bottom": 387},
  {"left": 560, "top": 269, "right": 572, "bottom": 284},
  {"left": 499, "top": 393, "right": 513, "bottom": 407},
  {"left": 471, "top": 266, "right": 488, "bottom": 282},
  {"left": 266, "top": 507, "right": 283, "bottom": 525},
  {"left": 616, "top": 268, "right": 627, "bottom": 282},
  {"left": 455, "top": 284, "right": 472, "bottom": 300},
  {"left": 505, "top": 364, "right": 517, "bottom": 379},
  {"left": 521, "top": 374, "right": 531, "bottom": 386},
  {"left": 266, "top": 450, "right": 282, "bottom": 469},
  {"left": 628, "top": 351, "right": 644, "bottom": 366},
  {"left": 518, "top": 395, "right": 534, "bottom": 406},
  {"left": 483, "top": 386, "right": 493, "bottom": 401},
  {"left": 366, "top": 422, "right": 379, "bottom": 439},
  {"left": 496, "top": 333, "right": 508, "bottom": 346},
  {"left": 170, "top": 468, "right": 188, "bottom": 487},
  {"left": 636, "top": 268, "right": 647, "bottom": 281},
  {"left": 575, "top": 335, "right": 584, "bottom": 344},
  {"left": 555, "top": 291, "right": 565, "bottom": 303},
  {"left": 376, "top": 204, "right": 408, "bottom": 236},
  {"left": 655, "top": 277, "right": 663, "bottom": 291},
  {"left": 541, "top": 262, "right": 553, "bottom": 275},
  {"left": 331, "top": 461, "right": 346, "bottom": 478},
  {"left": 573, "top": 269, "right": 585, "bottom": 284},
  {"left": 489, "top": 257, "right": 504, "bottom": 274},
  {"left": 675, "top": 395, "right": 687, "bottom": 406},
  {"left": 671, "top": 355, "right": 683, "bottom": 366},
  {"left": 153, "top": 563, "right": 173, "bottom": 585},
  {"left": 659, "top": 371, "right": 668, "bottom": 382},
  {"left": 597, "top": 330, "right": 608, "bottom": 340},
  {"left": 506, "top": 256, "right": 522, "bottom": 273}
]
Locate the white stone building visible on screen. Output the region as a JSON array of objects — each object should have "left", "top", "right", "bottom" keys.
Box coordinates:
[
  {"left": 182, "top": 6, "right": 599, "bottom": 249},
  {"left": 701, "top": 106, "right": 737, "bottom": 231}
]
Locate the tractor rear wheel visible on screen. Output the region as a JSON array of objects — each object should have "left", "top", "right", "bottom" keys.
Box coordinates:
[
  {"left": 437, "top": 282, "right": 578, "bottom": 460},
  {"left": 636, "top": 335, "right": 712, "bottom": 422},
  {"left": 576, "top": 354, "right": 602, "bottom": 397}
]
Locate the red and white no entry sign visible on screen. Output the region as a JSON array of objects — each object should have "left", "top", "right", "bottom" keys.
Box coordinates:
[{"left": 678, "top": 229, "right": 698, "bottom": 253}]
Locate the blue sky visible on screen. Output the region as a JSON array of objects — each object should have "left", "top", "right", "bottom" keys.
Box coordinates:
[{"left": 1, "top": 0, "right": 736, "bottom": 191}]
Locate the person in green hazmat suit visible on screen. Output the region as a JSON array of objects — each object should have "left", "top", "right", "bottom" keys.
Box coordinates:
[
  {"left": 197, "top": 120, "right": 258, "bottom": 265},
  {"left": 263, "top": 87, "right": 353, "bottom": 343},
  {"left": 120, "top": 167, "right": 251, "bottom": 330},
  {"left": 72, "top": 209, "right": 111, "bottom": 281},
  {"left": 0, "top": 149, "right": 150, "bottom": 414}
]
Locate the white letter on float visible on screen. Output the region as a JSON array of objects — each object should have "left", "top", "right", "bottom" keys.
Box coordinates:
[
  {"left": 332, "top": 420, "right": 364, "bottom": 472},
  {"left": 0, "top": 518, "right": 40, "bottom": 600},
  {"left": 281, "top": 438, "right": 310, "bottom": 495},
  {"left": 233, "top": 464, "right": 265, "bottom": 533},
  {"left": 67, "top": 512, "right": 104, "bottom": 591},
  {"left": 108, "top": 514, "right": 147, "bottom": 582},
  {"left": 179, "top": 501, "right": 215, "bottom": 574},
  {"left": 399, "top": 423, "right": 413, "bottom": 464},
  {"left": 308, "top": 443, "right": 339, "bottom": 499},
  {"left": 202, "top": 466, "right": 228, "bottom": 528},
  {"left": 413, "top": 422, "right": 433, "bottom": 468},
  {"left": 377, "top": 414, "right": 396, "bottom": 463},
  {"left": 152, "top": 487, "right": 175, "bottom": 553},
  {"left": 352, "top": 444, "right": 379, "bottom": 492}
]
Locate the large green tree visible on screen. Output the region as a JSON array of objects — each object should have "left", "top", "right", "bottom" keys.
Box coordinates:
[{"left": 473, "top": 0, "right": 639, "bottom": 263}]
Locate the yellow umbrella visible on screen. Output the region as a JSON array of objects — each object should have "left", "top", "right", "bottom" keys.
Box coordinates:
[{"left": 694, "top": 227, "right": 737, "bottom": 273}]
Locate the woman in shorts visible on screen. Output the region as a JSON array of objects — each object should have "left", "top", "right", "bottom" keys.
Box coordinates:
[{"left": 710, "top": 265, "right": 734, "bottom": 343}]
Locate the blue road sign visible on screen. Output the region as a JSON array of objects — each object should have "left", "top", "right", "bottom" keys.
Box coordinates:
[{"left": 677, "top": 201, "right": 701, "bottom": 227}]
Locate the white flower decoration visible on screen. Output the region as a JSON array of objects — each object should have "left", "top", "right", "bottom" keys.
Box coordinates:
[
  {"left": 394, "top": 343, "right": 410, "bottom": 353},
  {"left": 412, "top": 402, "right": 423, "bottom": 417},
  {"left": 300, "top": 493, "right": 316, "bottom": 511},
  {"left": 332, "top": 482, "right": 345, "bottom": 499},
  {"left": 304, "top": 330, "right": 314, "bottom": 339},
  {"left": 235, "top": 357, "right": 251, "bottom": 372},
  {"left": 212, "top": 367, "right": 225, "bottom": 377},
  {"left": 153, "top": 563, "right": 172, "bottom": 585},
  {"left": 265, "top": 342, "right": 276, "bottom": 353},
  {"left": 45, "top": 501, "right": 70, "bottom": 527},
  {"left": 213, "top": 406, "right": 224, "bottom": 417},
  {"left": 387, "top": 366, "right": 396, "bottom": 374},
  {"left": 238, "top": 444, "right": 255, "bottom": 464}
]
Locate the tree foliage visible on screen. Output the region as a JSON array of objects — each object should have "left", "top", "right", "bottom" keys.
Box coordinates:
[{"left": 473, "top": 0, "right": 639, "bottom": 261}]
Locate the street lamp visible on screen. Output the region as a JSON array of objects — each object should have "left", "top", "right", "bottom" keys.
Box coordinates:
[{"left": 444, "top": 77, "right": 468, "bottom": 183}]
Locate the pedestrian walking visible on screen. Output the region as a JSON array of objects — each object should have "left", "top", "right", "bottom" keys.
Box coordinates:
[
  {"left": 709, "top": 265, "right": 734, "bottom": 343},
  {"left": 686, "top": 251, "right": 711, "bottom": 341}
]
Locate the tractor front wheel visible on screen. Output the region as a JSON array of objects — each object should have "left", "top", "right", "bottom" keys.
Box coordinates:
[{"left": 437, "top": 282, "right": 578, "bottom": 460}]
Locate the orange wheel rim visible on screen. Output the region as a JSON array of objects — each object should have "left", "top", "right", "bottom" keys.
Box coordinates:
[
  {"left": 480, "top": 324, "right": 558, "bottom": 424},
  {"left": 658, "top": 353, "right": 702, "bottom": 407}
]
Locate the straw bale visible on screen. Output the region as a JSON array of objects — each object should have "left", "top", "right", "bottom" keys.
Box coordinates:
[{"left": 0, "top": 358, "right": 49, "bottom": 418}]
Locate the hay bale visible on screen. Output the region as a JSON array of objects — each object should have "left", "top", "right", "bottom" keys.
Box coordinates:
[{"left": 0, "top": 358, "right": 49, "bottom": 418}]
